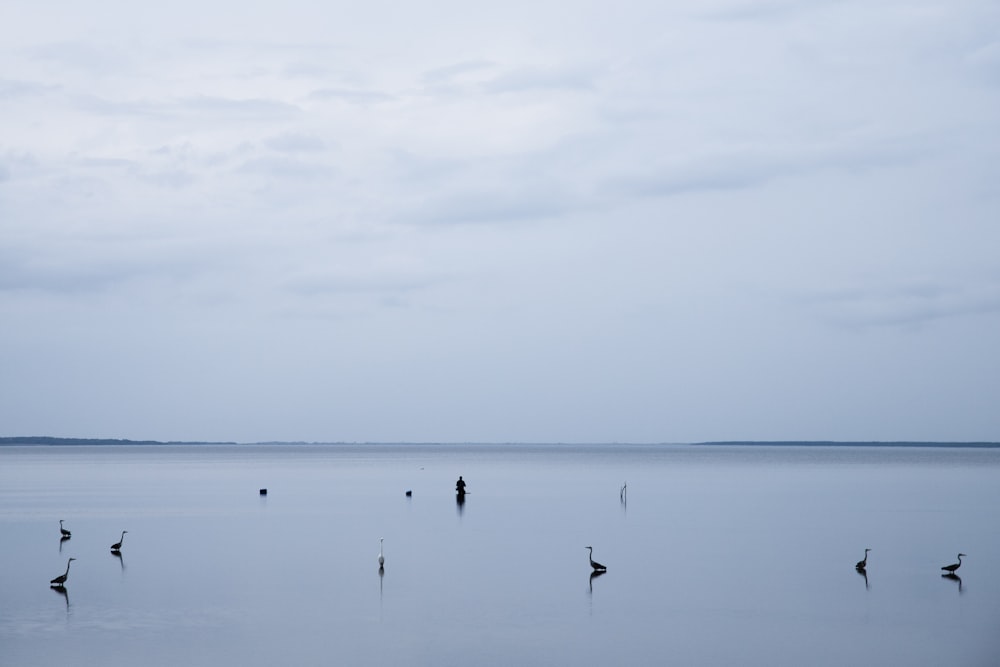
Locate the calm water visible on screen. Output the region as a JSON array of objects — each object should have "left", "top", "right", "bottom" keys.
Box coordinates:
[{"left": 1, "top": 444, "right": 998, "bottom": 666}]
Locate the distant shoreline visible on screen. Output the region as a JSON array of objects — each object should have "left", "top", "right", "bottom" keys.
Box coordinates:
[{"left": 1, "top": 436, "right": 999, "bottom": 448}]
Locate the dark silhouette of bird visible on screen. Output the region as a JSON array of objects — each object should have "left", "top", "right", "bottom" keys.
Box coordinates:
[
  {"left": 941, "top": 553, "right": 966, "bottom": 574},
  {"left": 110, "top": 530, "right": 128, "bottom": 552},
  {"left": 586, "top": 546, "right": 607, "bottom": 571},
  {"left": 50, "top": 558, "right": 75, "bottom": 586},
  {"left": 59, "top": 520, "right": 71, "bottom": 538},
  {"left": 855, "top": 548, "right": 871, "bottom": 571}
]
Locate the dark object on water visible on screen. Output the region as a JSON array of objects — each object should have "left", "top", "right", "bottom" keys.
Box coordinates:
[
  {"left": 455, "top": 475, "right": 467, "bottom": 496},
  {"left": 586, "top": 546, "right": 607, "bottom": 572},
  {"left": 941, "top": 553, "right": 966, "bottom": 573},
  {"left": 405, "top": 490, "right": 412, "bottom": 497},
  {"left": 856, "top": 548, "right": 871, "bottom": 571},
  {"left": 59, "top": 519, "right": 72, "bottom": 538},
  {"left": 110, "top": 530, "right": 127, "bottom": 552},
  {"left": 259, "top": 488, "right": 267, "bottom": 495},
  {"left": 50, "top": 557, "right": 75, "bottom": 586}
]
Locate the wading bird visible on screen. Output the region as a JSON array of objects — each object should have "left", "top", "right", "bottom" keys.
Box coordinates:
[
  {"left": 378, "top": 538, "right": 385, "bottom": 568},
  {"left": 941, "top": 553, "right": 966, "bottom": 574},
  {"left": 59, "top": 520, "right": 71, "bottom": 538},
  {"left": 855, "top": 548, "right": 871, "bottom": 571},
  {"left": 50, "top": 558, "right": 75, "bottom": 586},
  {"left": 586, "top": 546, "right": 607, "bottom": 572},
  {"left": 110, "top": 531, "right": 128, "bottom": 552}
]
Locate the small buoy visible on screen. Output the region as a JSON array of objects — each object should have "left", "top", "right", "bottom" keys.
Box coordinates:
[
  {"left": 405, "top": 490, "right": 412, "bottom": 497},
  {"left": 259, "top": 488, "right": 267, "bottom": 495}
]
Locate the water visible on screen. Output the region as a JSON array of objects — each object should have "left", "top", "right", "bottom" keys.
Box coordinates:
[{"left": 1, "top": 444, "right": 998, "bottom": 666}]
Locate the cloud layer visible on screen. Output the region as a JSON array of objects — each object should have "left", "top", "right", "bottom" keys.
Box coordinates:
[{"left": 2, "top": 0, "right": 999, "bottom": 442}]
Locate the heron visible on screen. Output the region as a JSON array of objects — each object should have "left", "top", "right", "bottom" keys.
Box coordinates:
[
  {"left": 59, "top": 520, "right": 72, "bottom": 538},
  {"left": 378, "top": 537, "right": 385, "bottom": 568},
  {"left": 50, "top": 558, "right": 76, "bottom": 586},
  {"left": 855, "top": 548, "right": 871, "bottom": 571},
  {"left": 941, "top": 553, "right": 966, "bottom": 574},
  {"left": 110, "top": 530, "right": 128, "bottom": 552},
  {"left": 586, "top": 546, "right": 607, "bottom": 572}
]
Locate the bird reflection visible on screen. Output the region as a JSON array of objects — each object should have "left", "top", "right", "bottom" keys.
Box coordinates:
[
  {"left": 856, "top": 567, "right": 869, "bottom": 590},
  {"left": 59, "top": 535, "right": 71, "bottom": 552},
  {"left": 111, "top": 549, "right": 125, "bottom": 571},
  {"left": 589, "top": 569, "right": 606, "bottom": 593},
  {"left": 51, "top": 583, "right": 70, "bottom": 609},
  {"left": 942, "top": 573, "right": 963, "bottom": 593}
]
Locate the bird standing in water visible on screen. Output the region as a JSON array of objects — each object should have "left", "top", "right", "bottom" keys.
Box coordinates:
[
  {"left": 586, "top": 546, "right": 607, "bottom": 572},
  {"left": 378, "top": 538, "right": 385, "bottom": 568},
  {"left": 111, "top": 531, "right": 128, "bottom": 552},
  {"left": 50, "top": 558, "right": 76, "bottom": 586},
  {"left": 59, "top": 520, "right": 72, "bottom": 538},
  {"left": 941, "top": 553, "right": 966, "bottom": 574},
  {"left": 855, "top": 548, "right": 871, "bottom": 571}
]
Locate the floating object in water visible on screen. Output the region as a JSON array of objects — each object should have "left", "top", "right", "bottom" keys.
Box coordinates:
[
  {"left": 405, "top": 490, "right": 412, "bottom": 497},
  {"left": 50, "top": 558, "right": 75, "bottom": 586},
  {"left": 110, "top": 530, "right": 128, "bottom": 552},
  {"left": 941, "top": 553, "right": 966, "bottom": 574},
  {"left": 259, "top": 488, "right": 267, "bottom": 495},
  {"left": 586, "top": 546, "right": 607, "bottom": 571}
]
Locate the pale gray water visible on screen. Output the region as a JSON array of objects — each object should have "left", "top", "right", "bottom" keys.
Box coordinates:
[{"left": 1, "top": 444, "right": 998, "bottom": 666}]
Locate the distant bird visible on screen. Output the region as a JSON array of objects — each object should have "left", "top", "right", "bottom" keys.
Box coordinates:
[
  {"left": 59, "top": 520, "right": 71, "bottom": 538},
  {"left": 855, "top": 548, "right": 871, "bottom": 571},
  {"left": 110, "top": 531, "right": 128, "bottom": 552},
  {"left": 586, "top": 546, "right": 607, "bottom": 572},
  {"left": 378, "top": 538, "right": 385, "bottom": 568},
  {"left": 941, "top": 553, "right": 966, "bottom": 574},
  {"left": 50, "top": 558, "right": 76, "bottom": 586}
]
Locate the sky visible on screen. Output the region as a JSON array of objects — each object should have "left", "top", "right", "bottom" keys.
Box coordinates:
[{"left": 1, "top": 0, "right": 999, "bottom": 443}]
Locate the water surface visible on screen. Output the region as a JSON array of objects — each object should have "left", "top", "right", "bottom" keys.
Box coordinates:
[{"left": 1, "top": 444, "right": 997, "bottom": 666}]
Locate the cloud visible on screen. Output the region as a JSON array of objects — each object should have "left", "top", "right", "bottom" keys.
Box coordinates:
[
  {"left": 480, "top": 65, "right": 597, "bottom": 94},
  {"left": 177, "top": 95, "right": 301, "bottom": 118},
  {"left": 795, "top": 281, "right": 1000, "bottom": 330},
  {"left": 307, "top": 88, "right": 394, "bottom": 104},
  {"left": 264, "top": 133, "right": 328, "bottom": 153},
  {"left": 422, "top": 60, "right": 497, "bottom": 85},
  {"left": 609, "top": 134, "right": 935, "bottom": 200},
  {"left": 0, "top": 78, "right": 58, "bottom": 100},
  {"left": 233, "top": 156, "right": 334, "bottom": 181}
]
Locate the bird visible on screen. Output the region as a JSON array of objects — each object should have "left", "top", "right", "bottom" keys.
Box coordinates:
[
  {"left": 50, "top": 558, "right": 76, "bottom": 586},
  {"left": 110, "top": 530, "right": 128, "bottom": 552},
  {"left": 941, "top": 553, "right": 966, "bottom": 574},
  {"left": 855, "top": 548, "right": 871, "bottom": 571},
  {"left": 59, "top": 520, "right": 71, "bottom": 538},
  {"left": 586, "top": 546, "right": 607, "bottom": 572},
  {"left": 378, "top": 537, "right": 385, "bottom": 568}
]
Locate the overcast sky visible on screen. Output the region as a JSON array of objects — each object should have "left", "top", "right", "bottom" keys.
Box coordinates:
[{"left": 1, "top": 0, "right": 998, "bottom": 443}]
